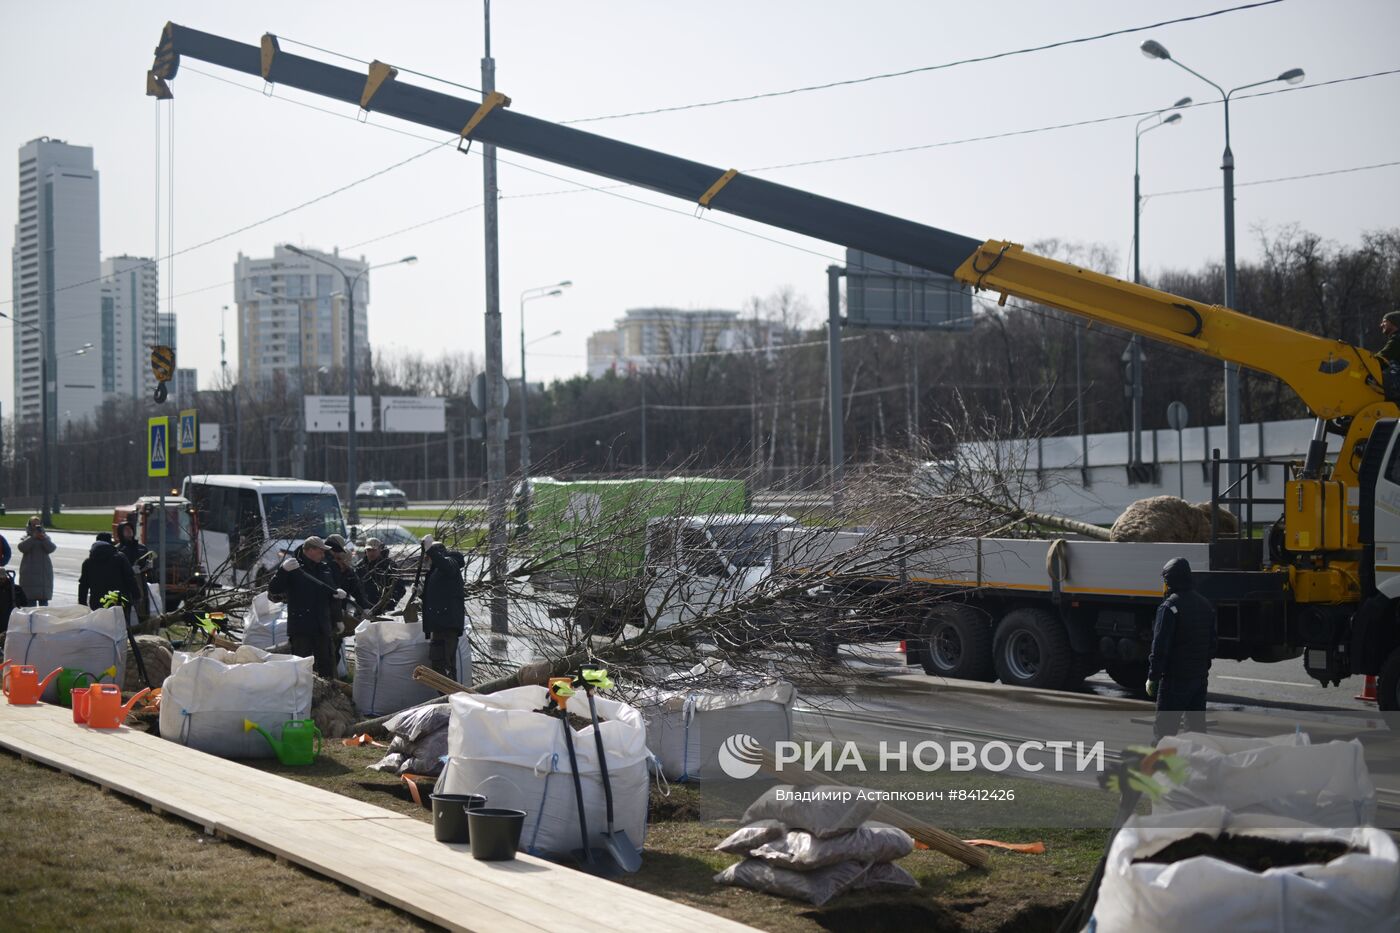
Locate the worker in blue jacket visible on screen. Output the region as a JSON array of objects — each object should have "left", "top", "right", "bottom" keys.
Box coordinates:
[{"left": 1148, "top": 557, "right": 1217, "bottom": 741}]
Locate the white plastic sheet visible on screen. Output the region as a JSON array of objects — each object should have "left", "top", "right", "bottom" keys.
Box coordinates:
[
  {"left": 241, "top": 593, "right": 287, "bottom": 651},
  {"left": 159, "top": 644, "right": 314, "bottom": 758},
  {"left": 351, "top": 619, "right": 472, "bottom": 716},
  {"left": 3, "top": 605, "right": 126, "bottom": 701},
  {"left": 437, "top": 685, "right": 649, "bottom": 859},
  {"left": 1154, "top": 732, "right": 1377, "bottom": 827},
  {"left": 1093, "top": 806, "right": 1400, "bottom": 933},
  {"left": 635, "top": 660, "right": 794, "bottom": 781}
]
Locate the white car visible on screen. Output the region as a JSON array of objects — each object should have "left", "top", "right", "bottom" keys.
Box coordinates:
[{"left": 356, "top": 521, "right": 419, "bottom": 564}]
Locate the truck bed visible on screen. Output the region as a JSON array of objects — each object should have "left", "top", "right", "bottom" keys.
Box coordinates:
[{"left": 775, "top": 529, "right": 1209, "bottom": 599}]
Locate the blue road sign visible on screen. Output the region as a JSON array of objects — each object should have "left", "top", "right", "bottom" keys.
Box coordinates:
[
  {"left": 148, "top": 417, "right": 169, "bottom": 477},
  {"left": 178, "top": 408, "right": 198, "bottom": 454}
]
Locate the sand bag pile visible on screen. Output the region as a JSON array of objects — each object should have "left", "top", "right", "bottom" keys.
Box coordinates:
[
  {"left": 1110, "top": 496, "right": 1239, "bottom": 543},
  {"left": 122, "top": 634, "right": 174, "bottom": 692}
]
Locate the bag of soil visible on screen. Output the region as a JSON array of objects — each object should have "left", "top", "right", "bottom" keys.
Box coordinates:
[
  {"left": 855, "top": 861, "right": 919, "bottom": 892},
  {"left": 714, "top": 858, "right": 870, "bottom": 906},
  {"left": 740, "top": 786, "right": 878, "bottom": 838},
  {"left": 715, "top": 820, "right": 786, "bottom": 855},
  {"left": 750, "top": 822, "right": 914, "bottom": 871}
]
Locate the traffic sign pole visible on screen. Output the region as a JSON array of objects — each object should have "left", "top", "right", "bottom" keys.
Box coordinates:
[{"left": 148, "top": 416, "right": 170, "bottom": 613}]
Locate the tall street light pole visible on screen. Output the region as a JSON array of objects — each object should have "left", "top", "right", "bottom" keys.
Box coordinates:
[
  {"left": 1130, "top": 96, "right": 1189, "bottom": 473},
  {"left": 519, "top": 280, "right": 570, "bottom": 516},
  {"left": 1142, "top": 39, "right": 1303, "bottom": 502},
  {"left": 285, "top": 246, "right": 417, "bottom": 525}
]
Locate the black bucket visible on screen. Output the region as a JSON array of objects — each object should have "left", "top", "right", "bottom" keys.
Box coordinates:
[
  {"left": 431, "top": 793, "right": 486, "bottom": 843},
  {"left": 468, "top": 807, "right": 526, "bottom": 861}
]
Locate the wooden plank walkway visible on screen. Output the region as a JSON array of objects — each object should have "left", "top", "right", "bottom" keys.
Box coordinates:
[{"left": 0, "top": 702, "right": 756, "bottom": 933}]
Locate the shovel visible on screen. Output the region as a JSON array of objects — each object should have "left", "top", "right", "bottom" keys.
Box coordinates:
[
  {"left": 580, "top": 667, "right": 642, "bottom": 873},
  {"left": 548, "top": 677, "right": 611, "bottom": 875}
]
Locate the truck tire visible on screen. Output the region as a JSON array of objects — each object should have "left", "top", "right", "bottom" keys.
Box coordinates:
[
  {"left": 1379, "top": 646, "right": 1400, "bottom": 712},
  {"left": 1105, "top": 659, "right": 1150, "bottom": 696},
  {"left": 993, "top": 607, "right": 1073, "bottom": 690},
  {"left": 1068, "top": 653, "right": 1102, "bottom": 685},
  {"left": 920, "top": 604, "right": 994, "bottom": 681}
]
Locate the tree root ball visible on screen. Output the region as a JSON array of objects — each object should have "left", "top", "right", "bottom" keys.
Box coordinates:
[
  {"left": 123, "top": 634, "right": 174, "bottom": 692},
  {"left": 312, "top": 675, "right": 358, "bottom": 738},
  {"left": 1110, "top": 496, "right": 1240, "bottom": 543}
]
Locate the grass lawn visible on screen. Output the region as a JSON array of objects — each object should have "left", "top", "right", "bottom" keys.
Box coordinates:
[
  {"left": 1, "top": 732, "right": 1106, "bottom": 932},
  {"left": 359, "top": 507, "right": 483, "bottom": 523},
  {"left": 0, "top": 750, "right": 430, "bottom": 933},
  {"left": 0, "top": 513, "right": 108, "bottom": 534}
]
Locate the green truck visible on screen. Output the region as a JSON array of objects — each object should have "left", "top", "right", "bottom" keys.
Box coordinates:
[{"left": 524, "top": 477, "right": 793, "bottom": 634}]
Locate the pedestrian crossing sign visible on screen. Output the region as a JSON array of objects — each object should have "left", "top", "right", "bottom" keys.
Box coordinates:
[
  {"left": 178, "top": 409, "right": 198, "bottom": 455},
  {"left": 148, "top": 417, "right": 169, "bottom": 477}
]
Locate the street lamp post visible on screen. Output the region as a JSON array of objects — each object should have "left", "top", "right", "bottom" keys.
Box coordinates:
[
  {"left": 518, "top": 280, "right": 570, "bottom": 523},
  {"left": 285, "top": 246, "right": 417, "bottom": 524},
  {"left": 1142, "top": 39, "right": 1303, "bottom": 500},
  {"left": 1130, "top": 96, "right": 1189, "bottom": 472}
]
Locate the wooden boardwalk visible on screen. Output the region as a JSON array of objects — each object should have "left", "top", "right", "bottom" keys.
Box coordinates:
[{"left": 0, "top": 702, "right": 755, "bottom": 932}]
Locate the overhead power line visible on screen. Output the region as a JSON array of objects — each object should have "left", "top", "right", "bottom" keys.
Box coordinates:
[
  {"left": 1147, "top": 158, "right": 1400, "bottom": 198},
  {"left": 559, "top": 1, "right": 1285, "bottom": 124}
]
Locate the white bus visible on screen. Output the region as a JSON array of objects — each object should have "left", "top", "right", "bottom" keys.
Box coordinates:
[{"left": 182, "top": 475, "right": 348, "bottom": 586}]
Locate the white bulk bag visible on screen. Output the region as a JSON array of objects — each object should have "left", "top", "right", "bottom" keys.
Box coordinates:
[
  {"left": 1094, "top": 806, "right": 1400, "bottom": 933},
  {"left": 437, "top": 685, "right": 649, "bottom": 859},
  {"left": 160, "top": 644, "right": 314, "bottom": 758},
  {"left": 352, "top": 619, "right": 473, "bottom": 716},
  {"left": 636, "top": 662, "right": 794, "bottom": 781},
  {"left": 1154, "top": 732, "right": 1376, "bottom": 827},
  {"left": 241, "top": 593, "right": 288, "bottom": 651},
  {"left": 3, "top": 605, "right": 126, "bottom": 701}
]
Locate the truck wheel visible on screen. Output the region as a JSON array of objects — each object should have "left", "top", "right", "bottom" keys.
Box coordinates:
[
  {"left": 1105, "top": 659, "right": 1149, "bottom": 696},
  {"left": 920, "top": 604, "right": 994, "bottom": 681},
  {"left": 992, "top": 607, "right": 1073, "bottom": 690},
  {"left": 1068, "top": 653, "right": 1102, "bottom": 685},
  {"left": 1379, "top": 647, "right": 1400, "bottom": 712}
]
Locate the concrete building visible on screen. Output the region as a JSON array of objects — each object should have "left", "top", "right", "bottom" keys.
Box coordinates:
[
  {"left": 174, "top": 367, "right": 197, "bottom": 408},
  {"left": 99, "top": 256, "right": 159, "bottom": 400},
  {"left": 586, "top": 307, "right": 779, "bottom": 377},
  {"left": 11, "top": 138, "right": 103, "bottom": 434},
  {"left": 234, "top": 245, "right": 369, "bottom": 387}
]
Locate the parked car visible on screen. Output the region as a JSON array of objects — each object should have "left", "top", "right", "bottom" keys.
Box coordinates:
[
  {"left": 355, "top": 480, "right": 409, "bottom": 511},
  {"left": 355, "top": 521, "right": 419, "bottom": 564}
]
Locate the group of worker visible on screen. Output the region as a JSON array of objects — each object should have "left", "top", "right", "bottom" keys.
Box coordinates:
[{"left": 267, "top": 532, "right": 465, "bottom": 682}]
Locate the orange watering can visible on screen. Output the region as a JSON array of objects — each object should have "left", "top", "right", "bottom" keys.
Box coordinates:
[
  {"left": 1, "top": 660, "right": 63, "bottom": 705},
  {"left": 71, "top": 686, "right": 93, "bottom": 724},
  {"left": 84, "top": 684, "right": 150, "bottom": 729}
]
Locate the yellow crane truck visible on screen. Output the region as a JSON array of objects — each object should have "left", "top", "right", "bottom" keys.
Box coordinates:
[{"left": 146, "top": 23, "right": 1400, "bottom": 708}]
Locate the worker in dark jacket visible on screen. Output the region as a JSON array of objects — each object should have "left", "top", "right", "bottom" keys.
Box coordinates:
[
  {"left": 77, "top": 535, "right": 144, "bottom": 621},
  {"left": 356, "top": 537, "right": 406, "bottom": 614},
  {"left": 268, "top": 536, "right": 345, "bottom": 678},
  {"left": 1376, "top": 310, "right": 1400, "bottom": 366},
  {"left": 419, "top": 534, "right": 466, "bottom": 681},
  {"left": 1148, "top": 557, "right": 1217, "bottom": 741},
  {"left": 116, "top": 522, "right": 151, "bottom": 574}
]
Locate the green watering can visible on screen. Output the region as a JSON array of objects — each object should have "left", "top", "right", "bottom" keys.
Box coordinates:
[
  {"left": 243, "top": 718, "right": 322, "bottom": 766},
  {"left": 57, "top": 666, "right": 117, "bottom": 708}
]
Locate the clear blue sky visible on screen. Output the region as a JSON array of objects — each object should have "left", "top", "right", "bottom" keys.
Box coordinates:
[{"left": 2, "top": 0, "right": 1397, "bottom": 416}]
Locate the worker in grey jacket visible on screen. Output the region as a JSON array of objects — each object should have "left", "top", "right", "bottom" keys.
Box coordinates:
[
  {"left": 1148, "top": 557, "right": 1217, "bottom": 741},
  {"left": 17, "top": 516, "right": 55, "bottom": 606}
]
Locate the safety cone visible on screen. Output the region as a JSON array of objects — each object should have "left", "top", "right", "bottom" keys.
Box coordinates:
[{"left": 1355, "top": 675, "right": 1378, "bottom": 702}]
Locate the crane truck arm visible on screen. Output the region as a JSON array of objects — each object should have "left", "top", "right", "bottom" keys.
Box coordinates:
[{"left": 146, "top": 24, "right": 1390, "bottom": 430}]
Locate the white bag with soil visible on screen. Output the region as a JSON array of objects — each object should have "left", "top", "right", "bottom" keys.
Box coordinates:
[
  {"left": 159, "top": 644, "right": 314, "bottom": 758},
  {"left": 635, "top": 660, "right": 795, "bottom": 781},
  {"left": 1093, "top": 806, "right": 1400, "bottom": 933},
  {"left": 241, "top": 593, "right": 288, "bottom": 651},
  {"left": 1153, "top": 732, "right": 1376, "bottom": 827},
  {"left": 351, "top": 619, "right": 472, "bottom": 716},
  {"left": 3, "top": 605, "right": 126, "bottom": 701},
  {"left": 437, "top": 685, "right": 649, "bottom": 859}
]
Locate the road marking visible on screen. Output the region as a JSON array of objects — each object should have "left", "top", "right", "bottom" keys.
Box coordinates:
[{"left": 1216, "top": 674, "right": 1322, "bottom": 688}]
